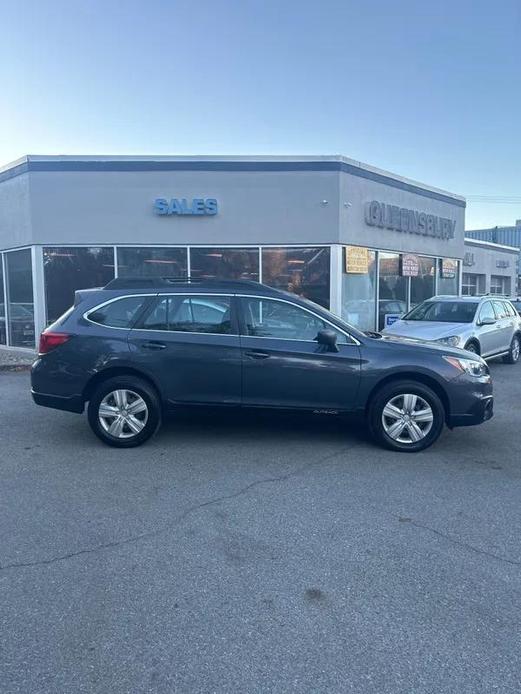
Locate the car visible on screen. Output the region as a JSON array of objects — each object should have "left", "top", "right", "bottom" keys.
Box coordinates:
[
  {"left": 382, "top": 295, "right": 521, "bottom": 363},
  {"left": 0, "top": 302, "right": 35, "bottom": 346},
  {"left": 31, "top": 278, "right": 494, "bottom": 453}
]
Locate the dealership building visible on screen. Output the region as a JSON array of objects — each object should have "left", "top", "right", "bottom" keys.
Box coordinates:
[
  {"left": 462, "top": 237, "right": 519, "bottom": 297},
  {"left": 0, "top": 154, "right": 469, "bottom": 349}
]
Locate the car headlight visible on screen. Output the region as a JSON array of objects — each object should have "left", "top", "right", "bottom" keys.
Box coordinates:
[
  {"left": 435, "top": 335, "right": 461, "bottom": 347},
  {"left": 443, "top": 355, "right": 488, "bottom": 377}
]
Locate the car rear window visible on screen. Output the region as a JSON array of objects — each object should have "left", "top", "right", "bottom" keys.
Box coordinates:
[
  {"left": 403, "top": 301, "right": 477, "bottom": 323},
  {"left": 87, "top": 296, "right": 148, "bottom": 328}
]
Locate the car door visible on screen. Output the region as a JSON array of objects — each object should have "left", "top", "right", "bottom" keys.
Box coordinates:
[
  {"left": 238, "top": 295, "right": 361, "bottom": 411},
  {"left": 128, "top": 293, "right": 242, "bottom": 405},
  {"left": 476, "top": 301, "right": 502, "bottom": 357},
  {"left": 492, "top": 300, "right": 514, "bottom": 353}
]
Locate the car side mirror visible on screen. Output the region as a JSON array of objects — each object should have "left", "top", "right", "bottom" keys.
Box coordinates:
[
  {"left": 315, "top": 329, "right": 339, "bottom": 353},
  {"left": 479, "top": 317, "right": 496, "bottom": 326}
]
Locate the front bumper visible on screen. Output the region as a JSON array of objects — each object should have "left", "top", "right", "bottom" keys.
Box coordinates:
[{"left": 447, "top": 394, "right": 493, "bottom": 428}]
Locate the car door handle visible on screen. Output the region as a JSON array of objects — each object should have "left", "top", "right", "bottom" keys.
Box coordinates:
[
  {"left": 244, "top": 350, "right": 270, "bottom": 360},
  {"left": 141, "top": 340, "right": 167, "bottom": 350}
]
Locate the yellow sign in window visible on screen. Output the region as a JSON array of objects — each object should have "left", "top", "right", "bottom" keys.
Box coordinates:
[{"left": 345, "top": 246, "right": 369, "bottom": 274}]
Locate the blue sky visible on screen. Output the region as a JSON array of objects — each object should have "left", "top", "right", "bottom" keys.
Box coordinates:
[{"left": 0, "top": 0, "right": 519, "bottom": 229}]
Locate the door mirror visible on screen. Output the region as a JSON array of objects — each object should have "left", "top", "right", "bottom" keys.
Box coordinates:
[
  {"left": 479, "top": 317, "right": 496, "bottom": 326},
  {"left": 315, "top": 329, "right": 339, "bottom": 352}
]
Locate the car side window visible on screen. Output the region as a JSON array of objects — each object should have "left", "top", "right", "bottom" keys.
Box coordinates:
[
  {"left": 492, "top": 300, "right": 507, "bottom": 319},
  {"left": 140, "top": 295, "right": 233, "bottom": 334},
  {"left": 87, "top": 296, "right": 148, "bottom": 328},
  {"left": 242, "top": 297, "right": 347, "bottom": 343},
  {"left": 478, "top": 302, "right": 496, "bottom": 323},
  {"left": 503, "top": 302, "right": 516, "bottom": 317}
]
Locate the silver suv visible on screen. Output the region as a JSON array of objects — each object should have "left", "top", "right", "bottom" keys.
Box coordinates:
[{"left": 382, "top": 296, "right": 521, "bottom": 363}]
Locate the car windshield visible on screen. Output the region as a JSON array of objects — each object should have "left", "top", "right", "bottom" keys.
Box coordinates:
[{"left": 403, "top": 300, "right": 477, "bottom": 323}]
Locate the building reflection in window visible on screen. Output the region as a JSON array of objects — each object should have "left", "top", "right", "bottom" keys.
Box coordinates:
[
  {"left": 0, "top": 255, "right": 6, "bottom": 345},
  {"left": 117, "top": 247, "right": 188, "bottom": 278},
  {"left": 342, "top": 247, "right": 377, "bottom": 331},
  {"left": 378, "top": 252, "right": 408, "bottom": 330},
  {"left": 190, "top": 247, "right": 259, "bottom": 281},
  {"left": 410, "top": 256, "right": 435, "bottom": 308},
  {"left": 44, "top": 247, "right": 115, "bottom": 324},
  {"left": 261, "top": 247, "right": 330, "bottom": 309},
  {"left": 438, "top": 259, "right": 459, "bottom": 296},
  {"left": 6, "top": 249, "right": 35, "bottom": 347}
]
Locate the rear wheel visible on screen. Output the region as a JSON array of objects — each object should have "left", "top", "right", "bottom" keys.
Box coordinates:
[
  {"left": 368, "top": 380, "right": 445, "bottom": 452},
  {"left": 87, "top": 376, "right": 162, "bottom": 447},
  {"left": 503, "top": 335, "right": 521, "bottom": 364}
]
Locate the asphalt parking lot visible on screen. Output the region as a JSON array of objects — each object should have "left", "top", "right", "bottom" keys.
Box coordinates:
[{"left": 1, "top": 362, "right": 520, "bottom": 694}]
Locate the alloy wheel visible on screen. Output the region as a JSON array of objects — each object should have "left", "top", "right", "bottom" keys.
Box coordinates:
[
  {"left": 98, "top": 389, "right": 148, "bottom": 439},
  {"left": 381, "top": 393, "right": 434, "bottom": 445},
  {"left": 512, "top": 337, "right": 520, "bottom": 362}
]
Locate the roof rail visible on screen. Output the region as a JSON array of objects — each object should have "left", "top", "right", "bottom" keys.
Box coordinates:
[{"left": 103, "top": 276, "right": 263, "bottom": 290}]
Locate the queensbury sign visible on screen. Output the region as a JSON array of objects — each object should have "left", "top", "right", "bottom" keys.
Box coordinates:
[
  {"left": 365, "top": 200, "right": 456, "bottom": 239},
  {"left": 154, "top": 198, "right": 218, "bottom": 216}
]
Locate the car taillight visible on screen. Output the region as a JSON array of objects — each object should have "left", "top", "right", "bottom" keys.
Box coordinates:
[{"left": 38, "top": 332, "right": 71, "bottom": 354}]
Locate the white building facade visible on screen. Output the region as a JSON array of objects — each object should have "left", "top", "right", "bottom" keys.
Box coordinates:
[{"left": 0, "top": 155, "right": 466, "bottom": 348}]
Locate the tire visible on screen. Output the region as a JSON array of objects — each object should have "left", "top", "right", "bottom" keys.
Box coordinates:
[
  {"left": 87, "top": 376, "right": 162, "bottom": 447},
  {"left": 368, "top": 380, "right": 445, "bottom": 453},
  {"left": 503, "top": 334, "right": 521, "bottom": 364},
  {"left": 464, "top": 341, "right": 479, "bottom": 355}
]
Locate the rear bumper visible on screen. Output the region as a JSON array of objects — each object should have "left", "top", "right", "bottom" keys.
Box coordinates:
[
  {"left": 31, "top": 389, "right": 84, "bottom": 414},
  {"left": 447, "top": 394, "right": 493, "bottom": 428}
]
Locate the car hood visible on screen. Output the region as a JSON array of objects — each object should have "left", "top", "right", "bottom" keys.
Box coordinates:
[
  {"left": 374, "top": 332, "right": 477, "bottom": 359},
  {"left": 382, "top": 320, "right": 469, "bottom": 341}
]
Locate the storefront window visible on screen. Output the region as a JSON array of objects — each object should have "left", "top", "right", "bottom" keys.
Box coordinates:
[
  {"left": 44, "top": 247, "right": 115, "bottom": 324},
  {"left": 6, "top": 249, "right": 34, "bottom": 348},
  {"left": 378, "top": 252, "right": 407, "bottom": 330},
  {"left": 261, "top": 247, "right": 330, "bottom": 309},
  {"left": 117, "top": 247, "right": 188, "bottom": 279},
  {"left": 0, "top": 255, "right": 6, "bottom": 345},
  {"left": 462, "top": 273, "right": 485, "bottom": 296},
  {"left": 341, "top": 247, "right": 377, "bottom": 331},
  {"left": 490, "top": 275, "right": 510, "bottom": 296},
  {"left": 410, "top": 256, "right": 435, "bottom": 308},
  {"left": 190, "top": 247, "right": 259, "bottom": 281},
  {"left": 438, "top": 259, "right": 459, "bottom": 296}
]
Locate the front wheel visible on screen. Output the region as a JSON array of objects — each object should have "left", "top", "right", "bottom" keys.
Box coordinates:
[
  {"left": 503, "top": 335, "right": 521, "bottom": 364},
  {"left": 368, "top": 380, "right": 445, "bottom": 452},
  {"left": 87, "top": 376, "right": 162, "bottom": 447}
]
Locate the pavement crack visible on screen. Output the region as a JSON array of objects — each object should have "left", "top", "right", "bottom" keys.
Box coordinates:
[
  {"left": 0, "top": 447, "right": 349, "bottom": 572},
  {"left": 402, "top": 518, "right": 521, "bottom": 567}
]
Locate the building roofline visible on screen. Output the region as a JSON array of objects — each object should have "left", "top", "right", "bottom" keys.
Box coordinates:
[
  {"left": 464, "top": 237, "right": 519, "bottom": 252},
  {"left": 0, "top": 154, "right": 465, "bottom": 207}
]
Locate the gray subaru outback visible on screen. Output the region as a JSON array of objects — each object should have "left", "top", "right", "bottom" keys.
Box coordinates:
[{"left": 31, "top": 278, "right": 494, "bottom": 453}]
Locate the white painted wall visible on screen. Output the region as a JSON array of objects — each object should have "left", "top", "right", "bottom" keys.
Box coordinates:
[
  {"left": 338, "top": 171, "right": 465, "bottom": 259},
  {"left": 0, "top": 173, "right": 32, "bottom": 249}
]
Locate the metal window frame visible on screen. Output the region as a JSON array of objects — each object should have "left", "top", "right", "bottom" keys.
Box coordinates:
[
  {"left": 2, "top": 246, "right": 36, "bottom": 350},
  {"left": 1, "top": 252, "right": 8, "bottom": 346}
]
